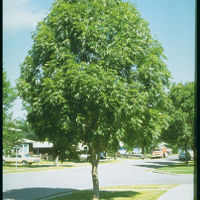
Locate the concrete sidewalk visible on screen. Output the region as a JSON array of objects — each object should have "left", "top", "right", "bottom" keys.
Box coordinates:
[{"left": 157, "top": 184, "right": 193, "bottom": 200}]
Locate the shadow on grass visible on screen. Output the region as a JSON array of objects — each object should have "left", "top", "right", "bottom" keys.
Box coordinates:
[
  {"left": 68, "top": 159, "right": 89, "bottom": 163},
  {"left": 134, "top": 160, "right": 193, "bottom": 170},
  {"left": 134, "top": 162, "right": 172, "bottom": 170},
  {"left": 3, "top": 187, "right": 140, "bottom": 200},
  {"left": 3, "top": 187, "right": 77, "bottom": 200},
  {"left": 60, "top": 190, "right": 140, "bottom": 200}
]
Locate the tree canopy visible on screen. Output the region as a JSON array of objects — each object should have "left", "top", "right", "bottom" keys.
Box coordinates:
[
  {"left": 161, "top": 82, "right": 194, "bottom": 164},
  {"left": 17, "top": 0, "right": 171, "bottom": 199}
]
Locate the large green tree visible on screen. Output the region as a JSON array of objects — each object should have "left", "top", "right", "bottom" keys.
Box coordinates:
[
  {"left": 161, "top": 82, "right": 194, "bottom": 165},
  {"left": 17, "top": 0, "right": 170, "bottom": 199}
]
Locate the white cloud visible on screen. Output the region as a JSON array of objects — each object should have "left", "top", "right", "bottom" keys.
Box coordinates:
[{"left": 3, "top": 0, "right": 46, "bottom": 31}]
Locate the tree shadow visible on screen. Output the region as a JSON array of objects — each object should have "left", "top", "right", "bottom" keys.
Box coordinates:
[
  {"left": 134, "top": 163, "right": 164, "bottom": 169},
  {"left": 3, "top": 187, "right": 77, "bottom": 200},
  {"left": 134, "top": 161, "right": 189, "bottom": 170},
  {"left": 3, "top": 188, "right": 140, "bottom": 200},
  {"left": 61, "top": 190, "right": 140, "bottom": 200}
]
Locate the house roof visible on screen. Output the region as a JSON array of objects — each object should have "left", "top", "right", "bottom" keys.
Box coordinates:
[
  {"left": 20, "top": 139, "right": 53, "bottom": 148},
  {"left": 33, "top": 141, "right": 53, "bottom": 148},
  {"left": 20, "top": 139, "right": 36, "bottom": 143},
  {"left": 9, "top": 128, "right": 22, "bottom": 132}
]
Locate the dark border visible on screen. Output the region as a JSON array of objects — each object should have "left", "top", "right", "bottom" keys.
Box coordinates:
[
  {"left": 1, "top": 0, "right": 3, "bottom": 199},
  {"left": 194, "top": 0, "right": 200, "bottom": 199}
]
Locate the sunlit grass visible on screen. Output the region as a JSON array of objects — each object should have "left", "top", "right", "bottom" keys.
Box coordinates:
[
  {"left": 3, "top": 159, "right": 123, "bottom": 173},
  {"left": 100, "top": 184, "right": 178, "bottom": 190},
  {"left": 49, "top": 184, "right": 177, "bottom": 200},
  {"left": 3, "top": 164, "right": 75, "bottom": 173},
  {"left": 154, "top": 161, "right": 194, "bottom": 174}
]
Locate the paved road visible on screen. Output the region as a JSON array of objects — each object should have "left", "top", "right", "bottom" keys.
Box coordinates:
[{"left": 3, "top": 158, "right": 193, "bottom": 200}]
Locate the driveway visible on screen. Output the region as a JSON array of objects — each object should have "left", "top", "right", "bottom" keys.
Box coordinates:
[{"left": 3, "top": 158, "right": 193, "bottom": 200}]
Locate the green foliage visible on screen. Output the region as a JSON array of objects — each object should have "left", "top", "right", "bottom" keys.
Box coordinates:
[
  {"left": 14, "top": 119, "right": 39, "bottom": 141},
  {"left": 3, "top": 70, "right": 20, "bottom": 155},
  {"left": 3, "top": 70, "right": 17, "bottom": 121},
  {"left": 161, "top": 82, "right": 194, "bottom": 151},
  {"left": 3, "top": 123, "right": 23, "bottom": 156},
  {"left": 17, "top": 0, "right": 170, "bottom": 157},
  {"left": 17, "top": 0, "right": 171, "bottom": 197}
]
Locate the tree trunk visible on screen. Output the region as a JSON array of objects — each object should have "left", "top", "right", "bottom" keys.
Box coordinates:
[
  {"left": 114, "top": 152, "right": 118, "bottom": 160},
  {"left": 142, "top": 146, "right": 145, "bottom": 155},
  {"left": 185, "top": 145, "right": 189, "bottom": 166},
  {"left": 91, "top": 151, "right": 100, "bottom": 200},
  {"left": 45, "top": 153, "right": 48, "bottom": 160},
  {"left": 54, "top": 155, "right": 59, "bottom": 166},
  {"left": 92, "top": 162, "right": 99, "bottom": 200}
]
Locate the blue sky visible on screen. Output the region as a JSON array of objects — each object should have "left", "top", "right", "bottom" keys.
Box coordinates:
[{"left": 3, "top": 0, "right": 195, "bottom": 119}]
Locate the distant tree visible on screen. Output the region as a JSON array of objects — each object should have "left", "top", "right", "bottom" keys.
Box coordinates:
[
  {"left": 161, "top": 82, "right": 194, "bottom": 165},
  {"left": 14, "top": 119, "right": 39, "bottom": 141},
  {"left": 3, "top": 125, "right": 23, "bottom": 156},
  {"left": 3, "top": 70, "right": 21, "bottom": 155},
  {"left": 17, "top": 0, "right": 170, "bottom": 199},
  {"left": 3, "top": 70, "right": 16, "bottom": 121}
]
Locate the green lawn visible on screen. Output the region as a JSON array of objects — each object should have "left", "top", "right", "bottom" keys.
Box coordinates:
[
  {"left": 3, "top": 159, "right": 123, "bottom": 173},
  {"left": 46, "top": 184, "right": 177, "bottom": 200},
  {"left": 3, "top": 164, "right": 75, "bottom": 173},
  {"left": 154, "top": 161, "right": 194, "bottom": 174}
]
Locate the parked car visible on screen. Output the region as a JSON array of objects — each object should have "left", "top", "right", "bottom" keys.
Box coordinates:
[
  {"left": 80, "top": 154, "right": 89, "bottom": 161},
  {"left": 151, "top": 149, "right": 163, "bottom": 159},
  {"left": 178, "top": 152, "right": 191, "bottom": 161},
  {"left": 3, "top": 154, "right": 41, "bottom": 165},
  {"left": 100, "top": 152, "right": 106, "bottom": 159},
  {"left": 127, "top": 153, "right": 146, "bottom": 159},
  {"left": 80, "top": 152, "right": 105, "bottom": 161},
  {"left": 118, "top": 147, "right": 127, "bottom": 156}
]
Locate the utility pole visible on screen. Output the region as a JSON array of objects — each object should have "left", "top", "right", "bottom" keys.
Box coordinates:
[{"left": 15, "top": 145, "right": 19, "bottom": 170}]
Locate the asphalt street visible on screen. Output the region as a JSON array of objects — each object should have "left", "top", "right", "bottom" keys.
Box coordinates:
[{"left": 3, "top": 157, "right": 194, "bottom": 200}]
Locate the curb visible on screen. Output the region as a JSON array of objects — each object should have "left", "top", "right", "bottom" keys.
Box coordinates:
[{"left": 151, "top": 170, "right": 191, "bottom": 176}]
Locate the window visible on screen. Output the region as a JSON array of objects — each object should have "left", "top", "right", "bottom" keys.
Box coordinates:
[{"left": 24, "top": 144, "right": 29, "bottom": 154}]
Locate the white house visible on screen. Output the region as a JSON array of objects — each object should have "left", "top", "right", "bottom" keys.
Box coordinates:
[
  {"left": 18, "top": 139, "right": 53, "bottom": 156},
  {"left": 19, "top": 139, "right": 35, "bottom": 155}
]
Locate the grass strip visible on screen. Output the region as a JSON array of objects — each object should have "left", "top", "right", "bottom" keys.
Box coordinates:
[
  {"left": 100, "top": 184, "right": 178, "bottom": 190},
  {"left": 43, "top": 184, "right": 177, "bottom": 200},
  {"left": 3, "top": 159, "right": 123, "bottom": 173},
  {"left": 154, "top": 161, "right": 194, "bottom": 174}
]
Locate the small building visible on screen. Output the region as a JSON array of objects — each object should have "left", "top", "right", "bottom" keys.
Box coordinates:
[
  {"left": 19, "top": 139, "right": 35, "bottom": 155},
  {"left": 33, "top": 141, "right": 53, "bottom": 155},
  {"left": 18, "top": 139, "right": 53, "bottom": 157}
]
